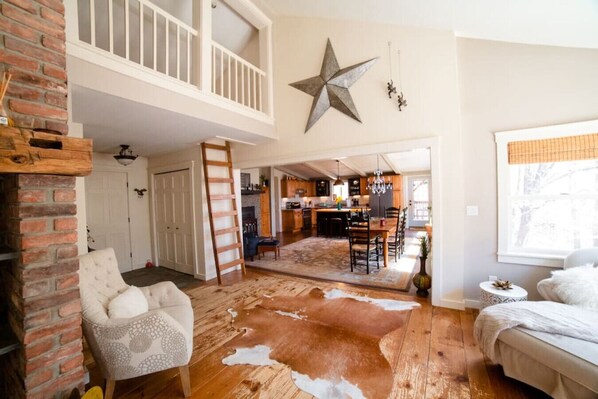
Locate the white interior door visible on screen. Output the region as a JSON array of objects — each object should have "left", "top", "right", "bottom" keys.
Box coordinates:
[
  {"left": 408, "top": 176, "right": 431, "bottom": 227},
  {"left": 86, "top": 170, "right": 132, "bottom": 273},
  {"left": 154, "top": 169, "right": 194, "bottom": 275}
]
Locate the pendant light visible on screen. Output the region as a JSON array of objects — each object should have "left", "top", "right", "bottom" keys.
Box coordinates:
[
  {"left": 333, "top": 160, "right": 344, "bottom": 186},
  {"left": 114, "top": 144, "right": 138, "bottom": 166}
]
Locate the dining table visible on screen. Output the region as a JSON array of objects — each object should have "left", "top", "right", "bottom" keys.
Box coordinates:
[{"left": 369, "top": 218, "right": 397, "bottom": 268}]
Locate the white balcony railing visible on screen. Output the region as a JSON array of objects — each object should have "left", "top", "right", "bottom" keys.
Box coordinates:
[
  {"left": 70, "top": 0, "right": 273, "bottom": 119},
  {"left": 78, "top": 0, "right": 197, "bottom": 85},
  {"left": 212, "top": 41, "right": 265, "bottom": 113}
]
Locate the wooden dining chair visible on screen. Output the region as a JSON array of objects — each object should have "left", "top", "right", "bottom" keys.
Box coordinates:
[
  {"left": 399, "top": 207, "right": 408, "bottom": 254},
  {"left": 347, "top": 222, "right": 380, "bottom": 274},
  {"left": 385, "top": 207, "right": 401, "bottom": 261}
]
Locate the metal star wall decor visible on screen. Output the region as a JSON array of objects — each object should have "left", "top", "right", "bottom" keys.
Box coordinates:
[{"left": 289, "top": 39, "right": 378, "bottom": 133}]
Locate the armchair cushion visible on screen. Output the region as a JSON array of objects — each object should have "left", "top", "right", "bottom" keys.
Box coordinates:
[{"left": 108, "top": 286, "right": 148, "bottom": 319}]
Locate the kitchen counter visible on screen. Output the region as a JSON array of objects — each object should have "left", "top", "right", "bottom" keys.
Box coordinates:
[{"left": 314, "top": 208, "right": 370, "bottom": 212}]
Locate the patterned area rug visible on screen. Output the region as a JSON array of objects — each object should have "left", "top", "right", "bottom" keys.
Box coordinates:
[{"left": 246, "top": 232, "right": 422, "bottom": 291}]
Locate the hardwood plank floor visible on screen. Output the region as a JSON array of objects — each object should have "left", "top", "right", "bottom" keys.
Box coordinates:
[{"left": 86, "top": 269, "right": 549, "bottom": 398}]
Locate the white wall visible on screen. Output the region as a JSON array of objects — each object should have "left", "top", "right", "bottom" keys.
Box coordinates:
[
  {"left": 457, "top": 38, "right": 598, "bottom": 303},
  {"left": 89, "top": 153, "right": 153, "bottom": 269},
  {"left": 234, "top": 17, "right": 465, "bottom": 308}
]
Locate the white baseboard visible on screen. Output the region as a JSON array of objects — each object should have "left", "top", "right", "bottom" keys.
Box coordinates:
[
  {"left": 464, "top": 299, "right": 481, "bottom": 309},
  {"left": 438, "top": 297, "right": 465, "bottom": 310}
]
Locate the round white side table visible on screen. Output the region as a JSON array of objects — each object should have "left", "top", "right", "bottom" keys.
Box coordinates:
[{"left": 479, "top": 281, "right": 528, "bottom": 309}]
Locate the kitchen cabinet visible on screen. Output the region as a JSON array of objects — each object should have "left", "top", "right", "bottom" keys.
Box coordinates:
[
  {"left": 281, "top": 179, "right": 314, "bottom": 198},
  {"left": 359, "top": 177, "right": 368, "bottom": 195},
  {"left": 348, "top": 177, "right": 360, "bottom": 196},
  {"left": 281, "top": 209, "right": 303, "bottom": 232},
  {"left": 391, "top": 175, "right": 403, "bottom": 209},
  {"left": 315, "top": 180, "right": 330, "bottom": 196},
  {"left": 259, "top": 187, "right": 271, "bottom": 236}
]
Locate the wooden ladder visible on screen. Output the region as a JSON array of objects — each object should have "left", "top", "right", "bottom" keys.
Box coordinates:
[{"left": 201, "top": 141, "right": 245, "bottom": 284}]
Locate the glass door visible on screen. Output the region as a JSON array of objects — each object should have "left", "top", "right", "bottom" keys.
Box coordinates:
[{"left": 408, "top": 176, "right": 430, "bottom": 227}]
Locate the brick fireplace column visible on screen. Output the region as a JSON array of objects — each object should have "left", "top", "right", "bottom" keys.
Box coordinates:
[{"left": 1, "top": 174, "right": 84, "bottom": 398}]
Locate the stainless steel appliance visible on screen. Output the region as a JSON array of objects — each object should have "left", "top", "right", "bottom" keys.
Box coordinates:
[
  {"left": 369, "top": 190, "right": 393, "bottom": 217},
  {"left": 286, "top": 202, "right": 301, "bottom": 209},
  {"left": 302, "top": 208, "right": 312, "bottom": 230}
]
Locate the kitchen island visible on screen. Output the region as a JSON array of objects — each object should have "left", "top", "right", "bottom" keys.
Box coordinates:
[{"left": 314, "top": 208, "right": 369, "bottom": 237}]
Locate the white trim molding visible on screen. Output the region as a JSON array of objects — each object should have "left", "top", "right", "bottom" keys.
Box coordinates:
[{"left": 495, "top": 118, "right": 598, "bottom": 267}]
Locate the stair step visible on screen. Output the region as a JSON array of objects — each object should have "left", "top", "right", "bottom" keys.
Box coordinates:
[
  {"left": 203, "top": 143, "right": 228, "bottom": 151},
  {"left": 205, "top": 160, "right": 232, "bottom": 167},
  {"left": 219, "top": 258, "right": 244, "bottom": 271},
  {"left": 214, "top": 226, "right": 240, "bottom": 236},
  {"left": 212, "top": 211, "right": 238, "bottom": 218},
  {"left": 210, "top": 194, "right": 236, "bottom": 200},
  {"left": 217, "top": 243, "right": 242, "bottom": 254},
  {"left": 208, "top": 178, "right": 234, "bottom": 183}
]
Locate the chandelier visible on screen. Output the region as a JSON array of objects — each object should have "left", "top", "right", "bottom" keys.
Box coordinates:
[{"left": 367, "top": 155, "right": 392, "bottom": 195}]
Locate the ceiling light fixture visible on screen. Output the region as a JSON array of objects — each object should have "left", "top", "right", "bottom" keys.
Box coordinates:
[
  {"left": 333, "top": 160, "right": 344, "bottom": 186},
  {"left": 114, "top": 144, "right": 138, "bottom": 166},
  {"left": 367, "top": 155, "right": 392, "bottom": 195}
]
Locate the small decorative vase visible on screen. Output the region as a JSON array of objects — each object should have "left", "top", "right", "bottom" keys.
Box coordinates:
[
  {"left": 412, "top": 256, "right": 431, "bottom": 297},
  {"left": 337, "top": 202, "right": 341, "bottom": 210}
]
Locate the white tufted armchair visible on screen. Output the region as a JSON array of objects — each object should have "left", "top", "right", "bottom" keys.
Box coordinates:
[{"left": 79, "top": 248, "right": 193, "bottom": 399}]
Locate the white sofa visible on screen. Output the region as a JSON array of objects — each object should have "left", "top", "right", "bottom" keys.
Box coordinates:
[{"left": 478, "top": 248, "right": 598, "bottom": 399}]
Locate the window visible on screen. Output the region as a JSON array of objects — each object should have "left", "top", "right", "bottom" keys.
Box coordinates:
[
  {"left": 496, "top": 120, "right": 598, "bottom": 267},
  {"left": 333, "top": 182, "right": 348, "bottom": 199}
]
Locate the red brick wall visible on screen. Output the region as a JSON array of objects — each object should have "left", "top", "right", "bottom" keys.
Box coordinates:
[
  {"left": 0, "top": 1, "right": 85, "bottom": 397},
  {"left": 1, "top": 174, "right": 84, "bottom": 398},
  {"left": 0, "top": 0, "right": 68, "bottom": 134}
]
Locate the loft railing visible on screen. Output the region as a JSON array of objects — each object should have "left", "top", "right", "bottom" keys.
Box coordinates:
[
  {"left": 211, "top": 41, "right": 265, "bottom": 113},
  {"left": 77, "top": 0, "right": 197, "bottom": 84},
  {"left": 69, "top": 0, "right": 273, "bottom": 119}
]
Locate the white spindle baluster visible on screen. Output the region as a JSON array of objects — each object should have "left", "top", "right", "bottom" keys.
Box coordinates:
[
  {"left": 108, "top": 0, "right": 114, "bottom": 53},
  {"left": 187, "top": 30, "right": 191, "bottom": 84},
  {"left": 235, "top": 58, "right": 239, "bottom": 102},
  {"left": 140, "top": 2, "right": 144, "bottom": 66},
  {"left": 241, "top": 64, "right": 245, "bottom": 106},
  {"left": 252, "top": 69, "right": 256, "bottom": 110},
  {"left": 90, "top": 0, "right": 96, "bottom": 47},
  {"left": 212, "top": 46, "right": 216, "bottom": 93},
  {"left": 176, "top": 25, "right": 180, "bottom": 79},
  {"left": 219, "top": 47, "right": 223, "bottom": 96},
  {"left": 258, "top": 74, "right": 262, "bottom": 112},
  {"left": 125, "top": 0, "right": 129, "bottom": 60},
  {"left": 227, "top": 54, "right": 231, "bottom": 100},
  {"left": 165, "top": 19, "right": 169, "bottom": 76},
  {"left": 153, "top": 10, "right": 157, "bottom": 70}
]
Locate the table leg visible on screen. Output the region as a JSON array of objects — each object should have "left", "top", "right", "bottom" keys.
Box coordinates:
[{"left": 382, "top": 233, "right": 389, "bottom": 267}]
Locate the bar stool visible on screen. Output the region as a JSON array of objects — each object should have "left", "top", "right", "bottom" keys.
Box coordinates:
[
  {"left": 328, "top": 217, "right": 343, "bottom": 238},
  {"left": 317, "top": 218, "right": 328, "bottom": 237}
]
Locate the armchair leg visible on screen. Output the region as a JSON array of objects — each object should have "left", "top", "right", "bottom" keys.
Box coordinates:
[
  {"left": 105, "top": 379, "right": 115, "bottom": 399},
  {"left": 179, "top": 365, "right": 191, "bottom": 397}
]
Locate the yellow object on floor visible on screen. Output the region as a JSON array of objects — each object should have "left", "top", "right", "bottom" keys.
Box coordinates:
[{"left": 82, "top": 387, "right": 103, "bottom": 399}]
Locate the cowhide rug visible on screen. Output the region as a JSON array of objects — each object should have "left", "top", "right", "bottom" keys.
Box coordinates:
[{"left": 222, "top": 288, "right": 420, "bottom": 399}]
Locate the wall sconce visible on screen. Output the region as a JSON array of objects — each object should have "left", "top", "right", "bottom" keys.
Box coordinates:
[
  {"left": 386, "top": 42, "right": 407, "bottom": 111},
  {"left": 134, "top": 188, "right": 147, "bottom": 198},
  {"left": 114, "top": 144, "right": 138, "bottom": 166}
]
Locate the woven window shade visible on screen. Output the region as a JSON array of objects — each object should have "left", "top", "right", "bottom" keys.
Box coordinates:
[{"left": 507, "top": 133, "right": 598, "bottom": 164}]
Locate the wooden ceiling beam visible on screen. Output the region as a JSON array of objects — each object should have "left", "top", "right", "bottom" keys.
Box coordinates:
[
  {"left": 303, "top": 162, "right": 336, "bottom": 180},
  {"left": 338, "top": 158, "right": 366, "bottom": 177},
  {"left": 381, "top": 153, "right": 401, "bottom": 174}
]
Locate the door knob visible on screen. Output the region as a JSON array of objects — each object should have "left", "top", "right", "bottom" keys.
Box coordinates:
[
  {"left": 176, "top": 227, "right": 179, "bottom": 230},
  {"left": 167, "top": 227, "right": 170, "bottom": 229}
]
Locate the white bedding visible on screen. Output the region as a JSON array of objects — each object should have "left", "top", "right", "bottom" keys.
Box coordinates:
[{"left": 474, "top": 301, "right": 598, "bottom": 362}]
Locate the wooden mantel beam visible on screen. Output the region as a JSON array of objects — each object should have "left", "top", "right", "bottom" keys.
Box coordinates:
[{"left": 0, "top": 126, "right": 92, "bottom": 176}]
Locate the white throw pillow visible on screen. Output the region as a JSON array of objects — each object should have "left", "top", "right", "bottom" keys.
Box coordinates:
[
  {"left": 551, "top": 264, "right": 598, "bottom": 311},
  {"left": 108, "top": 286, "right": 149, "bottom": 319}
]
